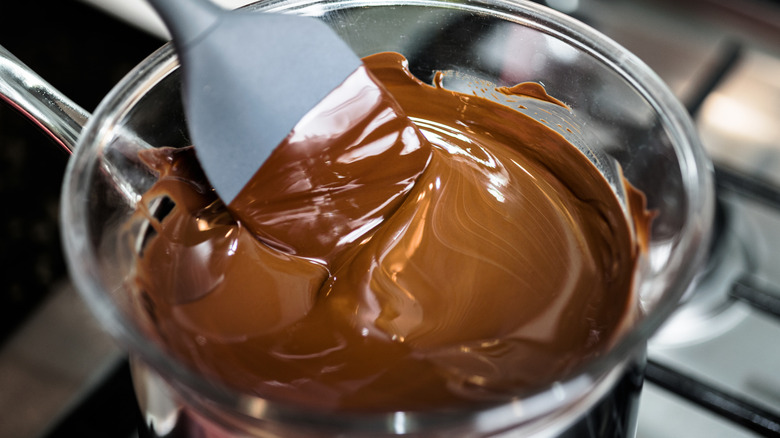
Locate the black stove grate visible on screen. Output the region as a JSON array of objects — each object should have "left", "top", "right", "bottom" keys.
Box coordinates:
[
  {"left": 646, "top": 359, "right": 780, "bottom": 436},
  {"left": 638, "top": 31, "right": 780, "bottom": 437}
]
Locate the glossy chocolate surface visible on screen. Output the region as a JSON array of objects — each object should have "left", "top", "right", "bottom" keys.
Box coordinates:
[
  {"left": 129, "top": 52, "right": 644, "bottom": 412},
  {"left": 228, "top": 65, "right": 432, "bottom": 263}
]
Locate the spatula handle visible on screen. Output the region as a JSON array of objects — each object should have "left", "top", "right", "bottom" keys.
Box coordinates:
[{"left": 146, "top": 0, "right": 223, "bottom": 48}]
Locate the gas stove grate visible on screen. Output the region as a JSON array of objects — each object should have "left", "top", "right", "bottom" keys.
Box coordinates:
[
  {"left": 646, "top": 358, "right": 780, "bottom": 436},
  {"left": 641, "top": 31, "right": 780, "bottom": 438}
]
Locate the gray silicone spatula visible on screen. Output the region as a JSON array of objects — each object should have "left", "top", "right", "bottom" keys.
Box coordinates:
[
  {"left": 145, "top": 0, "right": 433, "bottom": 261},
  {"left": 146, "top": 0, "right": 363, "bottom": 205}
]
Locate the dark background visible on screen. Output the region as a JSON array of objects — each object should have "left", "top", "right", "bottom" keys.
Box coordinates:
[
  {"left": 0, "top": 0, "right": 162, "bottom": 347},
  {"left": 0, "top": 3, "right": 166, "bottom": 435}
]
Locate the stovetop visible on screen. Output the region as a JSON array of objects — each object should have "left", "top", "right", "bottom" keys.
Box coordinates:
[
  {"left": 1, "top": 0, "right": 779, "bottom": 437},
  {"left": 576, "top": 1, "right": 780, "bottom": 436}
]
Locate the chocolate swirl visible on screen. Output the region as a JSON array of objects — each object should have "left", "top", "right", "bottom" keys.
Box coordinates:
[{"left": 129, "top": 52, "right": 644, "bottom": 412}]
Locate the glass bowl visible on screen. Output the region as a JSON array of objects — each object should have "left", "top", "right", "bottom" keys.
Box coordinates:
[{"left": 61, "top": 0, "right": 713, "bottom": 436}]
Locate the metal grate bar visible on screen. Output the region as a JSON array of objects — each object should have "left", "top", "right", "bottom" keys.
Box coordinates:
[
  {"left": 646, "top": 360, "right": 780, "bottom": 436},
  {"left": 731, "top": 276, "right": 780, "bottom": 320},
  {"left": 686, "top": 40, "right": 743, "bottom": 116},
  {"left": 715, "top": 165, "right": 780, "bottom": 212}
]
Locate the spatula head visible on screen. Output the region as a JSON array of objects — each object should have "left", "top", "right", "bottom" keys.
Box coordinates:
[
  {"left": 178, "top": 11, "right": 362, "bottom": 204},
  {"left": 147, "top": 1, "right": 434, "bottom": 259}
]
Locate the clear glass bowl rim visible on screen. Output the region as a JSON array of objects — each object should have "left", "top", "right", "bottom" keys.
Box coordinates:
[{"left": 60, "top": 0, "right": 714, "bottom": 432}]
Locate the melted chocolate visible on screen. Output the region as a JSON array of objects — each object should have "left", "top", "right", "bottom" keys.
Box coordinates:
[
  {"left": 228, "top": 65, "right": 432, "bottom": 264},
  {"left": 496, "top": 82, "right": 569, "bottom": 108},
  {"left": 130, "top": 52, "right": 644, "bottom": 412}
]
